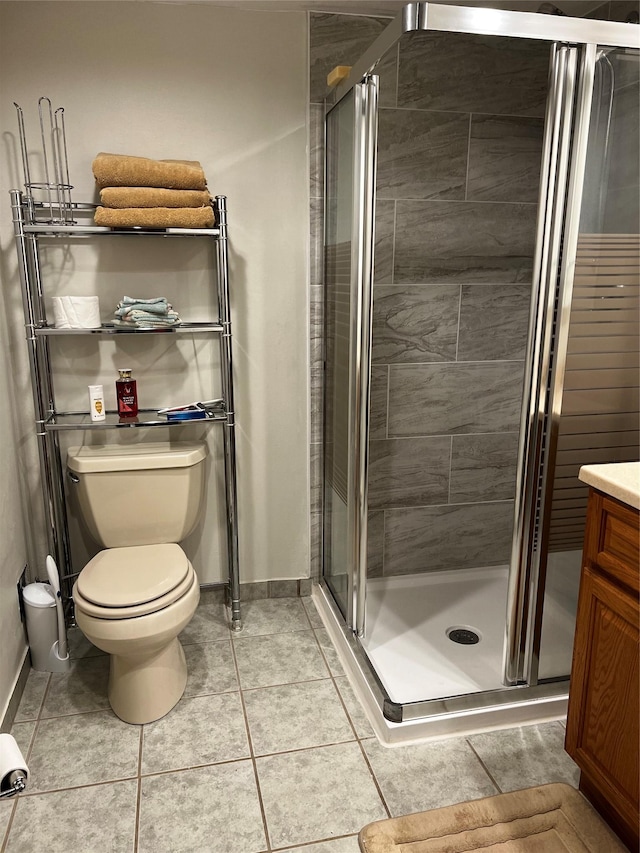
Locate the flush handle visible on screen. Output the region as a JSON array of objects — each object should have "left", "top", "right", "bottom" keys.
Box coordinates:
[{"left": 67, "top": 471, "right": 79, "bottom": 484}]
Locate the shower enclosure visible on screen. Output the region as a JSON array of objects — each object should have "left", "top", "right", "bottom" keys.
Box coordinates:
[{"left": 321, "top": 3, "right": 639, "bottom": 726}]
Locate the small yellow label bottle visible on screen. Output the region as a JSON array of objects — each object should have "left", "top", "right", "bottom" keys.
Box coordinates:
[{"left": 88, "top": 384, "right": 106, "bottom": 422}]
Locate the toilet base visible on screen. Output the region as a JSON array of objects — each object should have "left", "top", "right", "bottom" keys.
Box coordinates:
[{"left": 108, "top": 636, "right": 188, "bottom": 724}]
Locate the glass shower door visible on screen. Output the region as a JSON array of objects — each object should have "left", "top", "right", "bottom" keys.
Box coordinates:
[
  {"left": 536, "top": 45, "right": 640, "bottom": 680},
  {"left": 323, "top": 78, "right": 378, "bottom": 629}
]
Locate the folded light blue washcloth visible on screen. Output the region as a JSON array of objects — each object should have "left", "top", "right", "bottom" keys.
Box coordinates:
[
  {"left": 115, "top": 299, "right": 171, "bottom": 317},
  {"left": 121, "top": 296, "right": 168, "bottom": 305},
  {"left": 113, "top": 315, "right": 181, "bottom": 328},
  {"left": 112, "top": 296, "right": 181, "bottom": 328},
  {"left": 119, "top": 309, "right": 180, "bottom": 326}
]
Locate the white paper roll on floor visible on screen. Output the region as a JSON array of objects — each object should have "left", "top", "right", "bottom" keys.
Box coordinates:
[
  {"left": 51, "top": 296, "right": 101, "bottom": 329},
  {"left": 0, "top": 733, "right": 28, "bottom": 795}
]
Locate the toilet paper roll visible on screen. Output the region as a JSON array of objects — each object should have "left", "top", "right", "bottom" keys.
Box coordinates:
[
  {"left": 0, "top": 733, "right": 28, "bottom": 795},
  {"left": 51, "top": 296, "right": 101, "bottom": 329}
]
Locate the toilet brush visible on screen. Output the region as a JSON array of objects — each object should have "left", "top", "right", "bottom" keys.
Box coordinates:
[{"left": 45, "top": 555, "right": 69, "bottom": 665}]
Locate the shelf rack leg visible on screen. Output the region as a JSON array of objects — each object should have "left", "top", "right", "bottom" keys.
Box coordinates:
[
  {"left": 11, "top": 190, "right": 71, "bottom": 594},
  {"left": 215, "top": 196, "right": 242, "bottom": 632}
]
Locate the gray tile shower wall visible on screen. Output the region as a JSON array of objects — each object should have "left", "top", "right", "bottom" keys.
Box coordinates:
[{"left": 308, "top": 13, "right": 548, "bottom": 580}]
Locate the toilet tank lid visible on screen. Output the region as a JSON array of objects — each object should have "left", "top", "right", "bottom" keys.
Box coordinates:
[{"left": 67, "top": 441, "right": 207, "bottom": 473}]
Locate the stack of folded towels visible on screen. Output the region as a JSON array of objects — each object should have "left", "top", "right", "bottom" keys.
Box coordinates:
[
  {"left": 113, "top": 296, "right": 181, "bottom": 329},
  {"left": 92, "top": 152, "right": 215, "bottom": 229}
]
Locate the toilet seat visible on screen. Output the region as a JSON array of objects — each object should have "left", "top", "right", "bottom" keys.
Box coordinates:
[{"left": 74, "top": 543, "right": 195, "bottom": 620}]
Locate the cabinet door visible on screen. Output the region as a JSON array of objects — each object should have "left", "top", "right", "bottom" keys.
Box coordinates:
[{"left": 566, "top": 564, "right": 639, "bottom": 843}]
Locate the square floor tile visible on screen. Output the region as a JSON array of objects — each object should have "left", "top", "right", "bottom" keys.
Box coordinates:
[
  {"left": 233, "top": 632, "right": 329, "bottom": 689},
  {"left": 138, "top": 761, "right": 266, "bottom": 853},
  {"left": 180, "top": 592, "right": 230, "bottom": 645},
  {"left": 142, "top": 692, "right": 249, "bottom": 774},
  {"left": 362, "top": 736, "right": 497, "bottom": 816},
  {"left": 28, "top": 711, "right": 140, "bottom": 793},
  {"left": 41, "top": 656, "right": 110, "bottom": 718},
  {"left": 13, "top": 670, "right": 50, "bottom": 721},
  {"left": 183, "top": 640, "right": 238, "bottom": 697},
  {"left": 334, "top": 677, "right": 375, "bottom": 739},
  {"left": 5, "top": 780, "right": 137, "bottom": 853},
  {"left": 314, "top": 628, "right": 345, "bottom": 676},
  {"left": 234, "top": 597, "right": 311, "bottom": 637},
  {"left": 243, "top": 679, "right": 354, "bottom": 755},
  {"left": 256, "top": 742, "right": 387, "bottom": 848},
  {"left": 468, "top": 722, "right": 580, "bottom": 792}
]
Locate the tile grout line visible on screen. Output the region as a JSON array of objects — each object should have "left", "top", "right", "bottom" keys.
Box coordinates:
[
  {"left": 380, "top": 196, "right": 538, "bottom": 206},
  {"left": 272, "top": 831, "right": 359, "bottom": 852},
  {"left": 309, "top": 623, "right": 360, "bottom": 743},
  {"left": 390, "top": 199, "right": 397, "bottom": 286},
  {"left": 133, "top": 725, "right": 144, "bottom": 853},
  {"left": 379, "top": 105, "right": 546, "bottom": 121},
  {"left": 464, "top": 112, "right": 472, "bottom": 201},
  {"left": 447, "top": 434, "right": 454, "bottom": 505},
  {"left": 0, "top": 798, "right": 17, "bottom": 853},
  {"left": 15, "top": 775, "right": 140, "bottom": 799},
  {"left": 229, "top": 628, "right": 273, "bottom": 853},
  {"left": 454, "top": 284, "right": 463, "bottom": 362},
  {"left": 394, "top": 43, "right": 399, "bottom": 108},
  {"left": 307, "top": 610, "right": 393, "bottom": 820},
  {"left": 356, "top": 739, "right": 393, "bottom": 820},
  {"left": 465, "top": 738, "right": 504, "bottom": 795}
]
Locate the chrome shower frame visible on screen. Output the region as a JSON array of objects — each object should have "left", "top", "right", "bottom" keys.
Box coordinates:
[{"left": 321, "top": 2, "right": 638, "bottom": 723}]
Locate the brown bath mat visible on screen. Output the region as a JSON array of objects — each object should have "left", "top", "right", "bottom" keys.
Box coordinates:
[{"left": 359, "top": 783, "right": 626, "bottom": 852}]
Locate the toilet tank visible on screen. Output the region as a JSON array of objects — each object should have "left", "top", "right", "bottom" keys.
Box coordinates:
[{"left": 67, "top": 442, "right": 208, "bottom": 548}]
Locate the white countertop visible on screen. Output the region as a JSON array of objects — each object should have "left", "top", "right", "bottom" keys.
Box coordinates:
[{"left": 579, "top": 462, "right": 640, "bottom": 511}]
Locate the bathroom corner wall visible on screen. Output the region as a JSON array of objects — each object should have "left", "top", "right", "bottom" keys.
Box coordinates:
[
  {"left": 0, "top": 0, "right": 310, "bottom": 623},
  {"left": 0, "top": 306, "right": 29, "bottom": 722},
  {"left": 309, "top": 15, "right": 550, "bottom": 579}
]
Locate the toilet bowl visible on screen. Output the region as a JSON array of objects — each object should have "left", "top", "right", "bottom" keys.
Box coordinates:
[
  {"left": 68, "top": 442, "right": 208, "bottom": 724},
  {"left": 73, "top": 544, "right": 200, "bottom": 724}
]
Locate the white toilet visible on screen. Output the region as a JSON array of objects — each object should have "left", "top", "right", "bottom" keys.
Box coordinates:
[{"left": 68, "top": 441, "right": 207, "bottom": 725}]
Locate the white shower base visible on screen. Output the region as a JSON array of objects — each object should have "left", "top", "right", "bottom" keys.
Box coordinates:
[
  {"left": 362, "top": 567, "right": 508, "bottom": 705},
  {"left": 361, "top": 564, "right": 578, "bottom": 706},
  {"left": 312, "top": 579, "right": 570, "bottom": 745}
]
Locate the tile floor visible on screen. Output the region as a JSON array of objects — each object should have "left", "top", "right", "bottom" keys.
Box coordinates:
[{"left": 0, "top": 592, "right": 580, "bottom": 853}]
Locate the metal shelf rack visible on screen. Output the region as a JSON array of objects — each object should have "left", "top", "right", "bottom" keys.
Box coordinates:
[{"left": 10, "top": 190, "right": 242, "bottom": 631}]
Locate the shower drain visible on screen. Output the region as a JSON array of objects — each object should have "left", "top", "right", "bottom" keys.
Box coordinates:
[{"left": 446, "top": 626, "right": 481, "bottom": 645}]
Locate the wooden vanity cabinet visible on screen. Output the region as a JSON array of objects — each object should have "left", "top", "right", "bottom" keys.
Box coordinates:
[{"left": 565, "top": 488, "right": 639, "bottom": 851}]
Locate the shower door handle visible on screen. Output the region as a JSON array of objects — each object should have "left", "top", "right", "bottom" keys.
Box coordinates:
[{"left": 347, "top": 75, "right": 378, "bottom": 638}]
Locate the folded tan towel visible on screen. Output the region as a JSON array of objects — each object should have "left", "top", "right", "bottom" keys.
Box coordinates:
[
  {"left": 94, "top": 206, "right": 215, "bottom": 229},
  {"left": 100, "top": 187, "right": 212, "bottom": 209},
  {"left": 93, "top": 153, "right": 207, "bottom": 190}
]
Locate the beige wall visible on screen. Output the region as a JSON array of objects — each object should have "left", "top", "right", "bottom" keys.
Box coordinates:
[{"left": 0, "top": 1, "right": 310, "bottom": 713}]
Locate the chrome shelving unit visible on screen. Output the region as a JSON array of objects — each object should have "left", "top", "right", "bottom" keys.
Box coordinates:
[{"left": 10, "top": 190, "right": 242, "bottom": 631}]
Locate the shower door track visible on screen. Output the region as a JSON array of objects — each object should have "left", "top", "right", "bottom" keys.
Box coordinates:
[{"left": 316, "top": 578, "right": 569, "bottom": 728}]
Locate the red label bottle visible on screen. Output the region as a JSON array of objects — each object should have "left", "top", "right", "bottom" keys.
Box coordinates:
[{"left": 116, "top": 368, "right": 138, "bottom": 417}]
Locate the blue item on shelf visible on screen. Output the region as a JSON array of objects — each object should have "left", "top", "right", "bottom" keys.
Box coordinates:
[{"left": 165, "top": 409, "right": 208, "bottom": 422}]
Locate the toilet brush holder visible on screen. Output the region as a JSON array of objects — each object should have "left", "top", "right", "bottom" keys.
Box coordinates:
[{"left": 23, "top": 578, "right": 70, "bottom": 673}]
